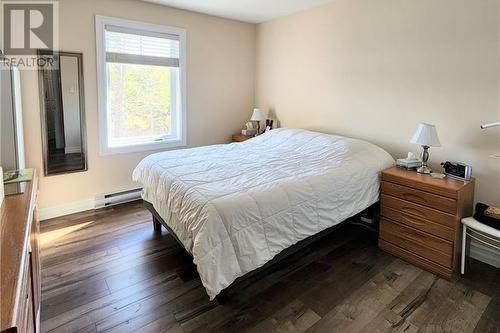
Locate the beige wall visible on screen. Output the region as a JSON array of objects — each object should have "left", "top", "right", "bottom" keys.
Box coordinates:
[
  {"left": 256, "top": 0, "right": 500, "bottom": 206},
  {"left": 20, "top": 0, "right": 256, "bottom": 209},
  {"left": 16, "top": 0, "right": 500, "bottom": 211}
]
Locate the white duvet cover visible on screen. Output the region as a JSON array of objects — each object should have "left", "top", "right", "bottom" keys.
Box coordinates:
[{"left": 133, "top": 128, "right": 394, "bottom": 299}]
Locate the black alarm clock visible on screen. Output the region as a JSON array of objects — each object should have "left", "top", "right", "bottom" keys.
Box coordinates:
[{"left": 441, "top": 161, "right": 472, "bottom": 180}]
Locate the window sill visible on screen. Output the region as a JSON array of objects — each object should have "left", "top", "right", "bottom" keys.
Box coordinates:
[{"left": 100, "top": 138, "right": 186, "bottom": 156}]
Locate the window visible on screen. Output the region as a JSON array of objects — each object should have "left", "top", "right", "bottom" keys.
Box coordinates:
[{"left": 96, "top": 16, "right": 186, "bottom": 154}]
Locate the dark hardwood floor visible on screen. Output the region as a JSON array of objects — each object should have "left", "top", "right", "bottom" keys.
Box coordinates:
[{"left": 40, "top": 201, "right": 500, "bottom": 333}]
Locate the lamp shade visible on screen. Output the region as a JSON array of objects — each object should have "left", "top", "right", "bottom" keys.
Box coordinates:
[
  {"left": 410, "top": 123, "right": 441, "bottom": 147},
  {"left": 250, "top": 108, "right": 263, "bottom": 121}
]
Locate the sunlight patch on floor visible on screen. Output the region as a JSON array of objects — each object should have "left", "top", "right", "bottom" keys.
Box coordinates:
[{"left": 40, "top": 221, "right": 94, "bottom": 246}]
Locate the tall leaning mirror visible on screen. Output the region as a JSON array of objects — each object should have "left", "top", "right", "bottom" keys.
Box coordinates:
[{"left": 38, "top": 50, "right": 87, "bottom": 175}]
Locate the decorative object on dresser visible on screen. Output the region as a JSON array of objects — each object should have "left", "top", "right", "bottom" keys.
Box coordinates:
[
  {"left": 232, "top": 133, "right": 252, "bottom": 142},
  {"left": 241, "top": 122, "right": 257, "bottom": 136},
  {"left": 430, "top": 172, "right": 446, "bottom": 179},
  {"left": 396, "top": 152, "right": 421, "bottom": 170},
  {"left": 440, "top": 161, "right": 472, "bottom": 180},
  {"left": 410, "top": 123, "right": 441, "bottom": 174},
  {"left": 1, "top": 170, "right": 40, "bottom": 333},
  {"left": 265, "top": 119, "right": 274, "bottom": 132},
  {"left": 378, "top": 166, "right": 474, "bottom": 280},
  {"left": 3, "top": 168, "right": 34, "bottom": 197}
]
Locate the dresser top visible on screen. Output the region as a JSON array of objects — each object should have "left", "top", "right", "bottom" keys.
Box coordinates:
[
  {"left": 382, "top": 167, "right": 474, "bottom": 197},
  {"left": 0, "top": 174, "right": 37, "bottom": 330}
]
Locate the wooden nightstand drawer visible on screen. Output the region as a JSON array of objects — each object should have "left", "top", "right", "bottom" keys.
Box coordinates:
[
  {"left": 381, "top": 181, "right": 456, "bottom": 214},
  {"left": 380, "top": 218, "right": 453, "bottom": 268},
  {"left": 381, "top": 194, "right": 456, "bottom": 228},
  {"left": 381, "top": 205, "right": 454, "bottom": 241},
  {"left": 379, "top": 239, "right": 453, "bottom": 279}
]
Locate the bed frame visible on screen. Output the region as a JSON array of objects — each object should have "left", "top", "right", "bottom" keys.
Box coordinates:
[{"left": 143, "top": 200, "right": 376, "bottom": 303}]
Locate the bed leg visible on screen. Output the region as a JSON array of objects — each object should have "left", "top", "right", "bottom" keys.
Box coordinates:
[{"left": 153, "top": 217, "right": 162, "bottom": 233}]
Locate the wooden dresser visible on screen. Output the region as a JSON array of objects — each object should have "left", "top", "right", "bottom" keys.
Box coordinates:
[
  {"left": 379, "top": 167, "right": 474, "bottom": 280},
  {"left": 1, "top": 172, "right": 40, "bottom": 333}
]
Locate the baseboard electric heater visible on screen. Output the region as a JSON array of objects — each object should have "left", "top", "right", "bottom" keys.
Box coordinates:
[{"left": 95, "top": 188, "right": 142, "bottom": 209}]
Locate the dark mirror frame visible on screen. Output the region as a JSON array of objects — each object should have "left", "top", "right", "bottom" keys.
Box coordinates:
[{"left": 37, "top": 50, "right": 88, "bottom": 176}]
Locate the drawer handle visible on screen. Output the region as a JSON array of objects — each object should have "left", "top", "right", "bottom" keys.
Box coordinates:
[
  {"left": 399, "top": 234, "right": 425, "bottom": 248},
  {"left": 397, "top": 234, "right": 425, "bottom": 249},
  {"left": 405, "top": 233, "right": 424, "bottom": 244},
  {"left": 401, "top": 193, "right": 427, "bottom": 204},
  {"left": 401, "top": 212, "right": 426, "bottom": 226},
  {"left": 400, "top": 206, "right": 427, "bottom": 219}
]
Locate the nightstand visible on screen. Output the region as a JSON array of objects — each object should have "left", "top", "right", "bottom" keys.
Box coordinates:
[
  {"left": 232, "top": 134, "right": 252, "bottom": 142},
  {"left": 379, "top": 166, "right": 474, "bottom": 280}
]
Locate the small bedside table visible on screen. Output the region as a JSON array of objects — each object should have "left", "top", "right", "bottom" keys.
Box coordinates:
[
  {"left": 379, "top": 167, "right": 474, "bottom": 280},
  {"left": 232, "top": 134, "right": 252, "bottom": 142}
]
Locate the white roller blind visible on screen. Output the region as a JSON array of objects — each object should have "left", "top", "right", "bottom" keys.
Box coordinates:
[{"left": 105, "top": 25, "right": 180, "bottom": 67}]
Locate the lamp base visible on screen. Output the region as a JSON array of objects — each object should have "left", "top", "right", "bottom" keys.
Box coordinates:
[
  {"left": 416, "top": 145, "right": 432, "bottom": 174},
  {"left": 416, "top": 165, "right": 432, "bottom": 174},
  {"left": 254, "top": 122, "right": 261, "bottom": 137}
]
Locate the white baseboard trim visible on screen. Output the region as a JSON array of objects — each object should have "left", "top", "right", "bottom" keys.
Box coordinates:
[
  {"left": 39, "top": 198, "right": 95, "bottom": 221},
  {"left": 469, "top": 238, "right": 500, "bottom": 269}
]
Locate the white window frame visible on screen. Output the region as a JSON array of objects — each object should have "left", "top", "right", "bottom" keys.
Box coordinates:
[{"left": 95, "top": 15, "right": 187, "bottom": 155}]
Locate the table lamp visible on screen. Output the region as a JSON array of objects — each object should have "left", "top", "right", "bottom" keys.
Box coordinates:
[
  {"left": 410, "top": 123, "right": 441, "bottom": 174},
  {"left": 250, "top": 108, "right": 263, "bottom": 135}
]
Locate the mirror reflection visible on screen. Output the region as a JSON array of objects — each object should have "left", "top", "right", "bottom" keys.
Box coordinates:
[{"left": 38, "top": 51, "right": 87, "bottom": 175}]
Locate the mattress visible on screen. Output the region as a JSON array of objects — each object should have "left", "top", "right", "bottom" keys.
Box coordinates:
[{"left": 133, "top": 128, "right": 395, "bottom": 299}]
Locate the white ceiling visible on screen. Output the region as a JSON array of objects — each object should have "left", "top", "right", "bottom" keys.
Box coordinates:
[{"left": 144, "top": 0, "right": 334, "bottom": 23}]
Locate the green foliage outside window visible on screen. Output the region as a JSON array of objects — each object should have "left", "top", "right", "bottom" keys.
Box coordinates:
[{"left": 107, "top": 63, "right": 172, "bottom": 140}]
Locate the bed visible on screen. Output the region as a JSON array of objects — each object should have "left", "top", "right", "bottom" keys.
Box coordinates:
[{"left": 132, "top": 128, "right": 394, "bottom": 300}]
